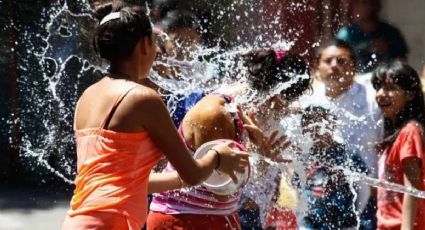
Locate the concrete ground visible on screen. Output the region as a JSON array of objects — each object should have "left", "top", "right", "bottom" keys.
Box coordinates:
[{"left": 0, "top": 186, "right": 71, "bottom": 230}]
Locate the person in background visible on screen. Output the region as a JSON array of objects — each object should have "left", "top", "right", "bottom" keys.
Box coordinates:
[
  {"left": 336, "top": 0, "right": 408, "bottom": 73},
  {"left": 306, "top": 38, "right": 383, "bottom": 229},
  {"left": 372, "top": 61, "right": 425, "bottom": 230},
  {"left": 233, "top": 50, "right": 310, "bottom": 230},
  {"left": 162, "top": 10, "right": 202, "bottom": 63},
  {"left": 298, "top": 105, "right": 368, "bottom": 229},
  {"left": 153, "top": 10, "right": 207, "bottom": 127}
]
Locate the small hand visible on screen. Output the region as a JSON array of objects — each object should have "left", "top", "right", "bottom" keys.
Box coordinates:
[{"left": 237, "top": 105, "right": 265, "bottom": 147}]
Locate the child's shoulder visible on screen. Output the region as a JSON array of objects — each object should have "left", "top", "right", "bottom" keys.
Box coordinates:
[{"left": 400, "top": 120, "right": 424, "bottom": 137}]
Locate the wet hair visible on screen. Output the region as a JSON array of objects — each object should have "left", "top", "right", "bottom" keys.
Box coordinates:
[
  {"left": 244, "top": 50, "right": 311, "bottom": 102},
  {"left": 372, "top": 61, "right": 425, "bottom": 148},
  {"left": 162, "top": 10, "right": 200, "bottom": 33},
  {"left": 92, "top": 1, "right": 153, "bottom": 61},
  {"left": 316, "top": 39, "right": 357, "bottom": 67}
]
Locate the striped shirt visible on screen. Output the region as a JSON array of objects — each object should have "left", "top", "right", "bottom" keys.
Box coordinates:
[
  {"left": 150, "top": 163, "right": 241, "bottom": 215},
  {"left": 150, "top": 97, "right": 246, "bottom": 215}
]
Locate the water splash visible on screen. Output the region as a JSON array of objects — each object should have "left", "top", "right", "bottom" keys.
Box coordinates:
[
  {"left": 18, "top": 1, "right": 102, "bottom": 184},
  {"left": 347, "top": 170, "right": 425, "bottom": 199},
  {"left": 11, "top": 0, "right": 425, "bottom": 229}
]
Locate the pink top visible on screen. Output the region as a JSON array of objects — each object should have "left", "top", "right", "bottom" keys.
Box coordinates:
[{"left": 150, "top": 150, "right": 243, "bottom": 215}]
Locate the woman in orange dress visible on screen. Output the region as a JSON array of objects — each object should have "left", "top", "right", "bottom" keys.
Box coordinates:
[{"left": 61, "top": 2, "right": 248, "bottom": 230}]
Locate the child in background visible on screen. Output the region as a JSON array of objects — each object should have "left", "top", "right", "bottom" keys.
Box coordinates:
[
  {"left": 372, "top": 61, "right": 425, "bottom": 230},
  {"left": 147, "top": 49, "right": 310, "bottom": 230},
  {"left": 153, "top": 10, "right": 206, "bottom": 127},
  {"left": 298, "top": 105, "right": 368, "bottom": 230}
]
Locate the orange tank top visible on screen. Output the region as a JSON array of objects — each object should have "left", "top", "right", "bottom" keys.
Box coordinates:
[{"left": 64, "top": 86, "right": 162, "bottom": 229}]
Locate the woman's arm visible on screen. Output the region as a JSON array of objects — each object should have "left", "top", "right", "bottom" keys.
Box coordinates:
[
  {"left": 401, "top": 157, "right": 422, "bottom": 230},
  {"left": 135, "top": 89, "right": 248, "bottom": 187},
  {"left": 148, "top": 172, "right": 188, "bottom": 194}
]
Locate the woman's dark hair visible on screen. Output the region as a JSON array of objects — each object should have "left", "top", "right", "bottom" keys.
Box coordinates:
[
  {"left": 162, "top": 10, "right": 200, "bottom": 33},
  {"left": 244, "top": 50, "right": 311, "bottom": 102},
  {"left": 372, "top": 60, "right": 425, "bottom": 149},
  {"left": 316, "top": 39, "right": 357, "bottom": 67},
  {"left": 92, "top": 1, "right": 153, "bottom": 61}
]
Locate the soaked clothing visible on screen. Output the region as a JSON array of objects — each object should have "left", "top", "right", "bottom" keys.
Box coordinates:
[
  {"left": 62, "top": 86, "right": 162, "bottom": 230},
  {"left": 377, "top": 122, "right": 425, "bottom": 230},
  {"left": 301, "top": 143, "right": 367, "bottom": 229},
  {"left": 238, "top": 204, "right": 263, "bottom": 230}
]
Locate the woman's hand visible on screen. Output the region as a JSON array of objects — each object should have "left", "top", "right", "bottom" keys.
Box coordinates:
[{"left": 211, "top": 141, "right": 250, "bottom": 184}]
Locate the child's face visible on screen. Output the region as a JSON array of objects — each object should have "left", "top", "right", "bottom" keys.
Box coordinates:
[
  {"left": 302, "top": 113, "right": 335, "bottom": 147},
  {"left": 375, "top": 79, "right": 413, "bottom": 120}
]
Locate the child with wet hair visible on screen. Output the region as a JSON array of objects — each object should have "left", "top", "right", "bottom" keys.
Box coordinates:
[{"left": 297, "top": 105, "right": 368, "bottom": 230}]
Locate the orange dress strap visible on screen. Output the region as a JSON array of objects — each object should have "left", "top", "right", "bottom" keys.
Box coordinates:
[{"left": 100, "top": 84, "right": 138, "bottom": 130}]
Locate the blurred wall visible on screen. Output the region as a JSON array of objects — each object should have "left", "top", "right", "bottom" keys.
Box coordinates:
[{"left": 380, "top": 0, "right": 425, "bottom": 72}]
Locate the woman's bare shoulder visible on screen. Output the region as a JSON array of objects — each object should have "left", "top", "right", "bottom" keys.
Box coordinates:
[{"left": 132, "top": 84, "right": 159, "bottom": 99}]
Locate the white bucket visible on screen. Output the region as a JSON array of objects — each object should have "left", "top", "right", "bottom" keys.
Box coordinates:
[{"left": 193, "top": 139, "right": 250, "bottom": 195}]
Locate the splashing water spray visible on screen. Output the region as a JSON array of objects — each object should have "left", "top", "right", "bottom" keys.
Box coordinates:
[{"left": 10, "top": 0, "right": 425, "bottom": 229}]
